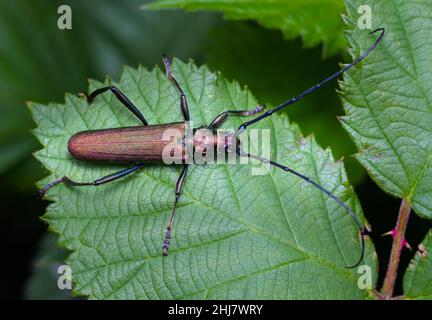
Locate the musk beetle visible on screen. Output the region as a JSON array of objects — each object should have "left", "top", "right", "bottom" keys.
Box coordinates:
[{"left": 39, "top": 28, "right": 385, "bottom": 267}]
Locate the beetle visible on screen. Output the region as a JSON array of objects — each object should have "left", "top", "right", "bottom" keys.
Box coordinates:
[{"left": 38, "top": 28, "right": 385, "bottom": 268}]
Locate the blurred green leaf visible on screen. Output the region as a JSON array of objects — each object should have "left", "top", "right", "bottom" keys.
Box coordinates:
[
  {"left": 404, "top": 230, "right": 432, "bottom": 299},
  {"left": 146, "top": 0, "right": 346, "bottom": 56},
  {"left": 341, "top": 0, "right": 432, "bottom": 219},
  {"left": 31, "top": 60, "right": 374, "bottom": 299},
  {"left": 25, "top": 233, "right": 72, "bottom": 300}
]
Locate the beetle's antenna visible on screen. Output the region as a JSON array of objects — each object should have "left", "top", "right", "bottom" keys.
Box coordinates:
[
  {"left": 236, "top": 28, "right": 385, "bottom": 135},
  {"left": 237, "top": 147, "right": 366, "bottom": 268}
]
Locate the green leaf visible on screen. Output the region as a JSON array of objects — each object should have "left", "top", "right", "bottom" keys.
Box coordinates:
[
  {"left": 25, "top": 233, "right": 73, "bottom": 300},
  {"left": 31, "top": 59, "right": 374, "bottom": 299},
  {"left": 145, "top": 0, "right": 346, "bottom": 56},
  {"left": 404, "top": 230, "right": 432, "bottom": 299},
  {"left": 341, "top": 0, "right": 432, "bottom": 219}
]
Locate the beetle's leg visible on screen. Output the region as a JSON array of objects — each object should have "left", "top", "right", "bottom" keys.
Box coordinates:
[
  {"left": 82, "top": 86, "right": 148, "bottom": 126},
  {"left": 162, "top": 55, "right": 190, "bottom": 121},
  {"left": 208, "top": 105, "right": 265, "bottom": 129},
  {"left": 38, "top": 163, "right": 145, "bottom": 197},
  {"left": 163, "top": 164, "right": 189, "bottom": 256}
]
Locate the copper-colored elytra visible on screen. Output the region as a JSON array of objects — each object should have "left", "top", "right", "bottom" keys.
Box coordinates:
[{"left": 68, "top": 122, "right": 188, "bottom": 162}]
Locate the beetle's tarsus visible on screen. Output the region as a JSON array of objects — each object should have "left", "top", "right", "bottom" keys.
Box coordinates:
[
  {"left": 36, "top": 190, "right": 46, "bottom": 199},
  {"left": 163, "top": 227, "right": 171, "bottom": 256}
]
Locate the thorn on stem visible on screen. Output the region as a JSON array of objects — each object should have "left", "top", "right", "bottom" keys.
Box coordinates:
[
  {"left": 382, "top": 229, "right": 397, "bottom": 238},
  {"left": 401, "top": 239, "right": 412, "bottom": 251},
  {"left": 382, "top": 229, "right": 411, "bottom": 251}
]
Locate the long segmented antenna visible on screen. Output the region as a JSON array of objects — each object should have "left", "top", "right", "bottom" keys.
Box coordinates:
[
  {"left": 234, "top": 28, "right": 385, "bottom": 267},
  {"left": 237, "top": 148, "right": 366, "bottom": 268},
  {"left": 236, "top": 28, "right": 385, "bottom": 135}
]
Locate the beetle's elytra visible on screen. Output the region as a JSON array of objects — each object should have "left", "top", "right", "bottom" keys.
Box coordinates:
[
  {"left": 68, "top": 123, "right": 188, "bottom": 162},
  {"left": 39, "top": 28, "right": 385, "bottom": 267}
]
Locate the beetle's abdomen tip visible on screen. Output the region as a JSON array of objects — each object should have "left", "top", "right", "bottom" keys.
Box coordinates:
[{"left": 68, "top": 132, "right": 89, "bottom": 160}]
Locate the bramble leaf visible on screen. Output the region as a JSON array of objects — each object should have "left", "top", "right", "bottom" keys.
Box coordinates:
[
  {"left": 31, "top": 60, "right": 374, "bottom": 299},
  {"left": 341, "top": 0, "right": 432, "bottom": 219},
  {"left": 145, "top": 0, "right": 346, "bottom": 56}
]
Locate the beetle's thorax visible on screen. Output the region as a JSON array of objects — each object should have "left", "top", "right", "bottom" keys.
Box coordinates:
[{"left": 192, "top": 128, "right": 237, "bottom": 156}]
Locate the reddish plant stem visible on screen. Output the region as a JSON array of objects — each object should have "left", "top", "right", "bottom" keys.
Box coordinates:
[{"left": 380, "top": 198, "right": 411, "bottom": 299}]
